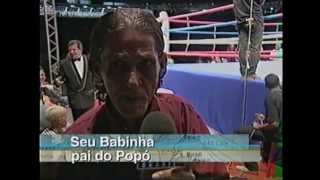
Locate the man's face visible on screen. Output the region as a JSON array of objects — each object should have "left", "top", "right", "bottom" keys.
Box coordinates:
[
  {"left": 68, "top": 43, "right": 82, "bottom": 60},
  {"left": 99, "top": 29, "right": 164, "bottom": 120}
]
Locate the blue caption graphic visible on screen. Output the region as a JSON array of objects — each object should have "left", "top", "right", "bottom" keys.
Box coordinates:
[{"left": 40, "top": 134, "right": 259, "bottom": 150}]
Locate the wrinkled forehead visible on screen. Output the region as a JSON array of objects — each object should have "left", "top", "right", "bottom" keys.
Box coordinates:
[
  {"left": 104, "top": 10, "right": 162, "bottom": 48},
  {"left": 101, "top": 30, "right": 157, "bottom": 55}
]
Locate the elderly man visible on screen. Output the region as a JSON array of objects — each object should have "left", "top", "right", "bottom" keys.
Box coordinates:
[{"left": 56, "top": 8, "right": 229, "bottom": 180}]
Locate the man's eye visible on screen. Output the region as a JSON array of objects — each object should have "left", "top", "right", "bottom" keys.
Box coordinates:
[
  {"left": 139, "top": 60, "right": 153, "bottom": 67},
  {"left": 111, "top": 61, "right": 124, "bottom": 68}
]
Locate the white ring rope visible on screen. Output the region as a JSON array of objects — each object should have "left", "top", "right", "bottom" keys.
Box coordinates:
[
  {"left": 186, "top": 16, "right": 191, "bottom": 52},
  {"left": 212, "top": 26, "right": 217, "bottom": 51},
  {"left": 169, "top": 33, "right": 282, "bottom": 45},
  {"left": 241, "top": 0, "right": 255, "bottom": 128}
]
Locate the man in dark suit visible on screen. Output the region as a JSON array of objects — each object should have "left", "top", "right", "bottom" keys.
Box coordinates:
[{"left": 55, "top": 40, "right": 95, "bottom": 121}]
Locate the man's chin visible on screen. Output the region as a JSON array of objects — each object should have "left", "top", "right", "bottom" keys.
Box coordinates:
[{"left": 118, "top": 106, "right": 147, "bottom": 120}]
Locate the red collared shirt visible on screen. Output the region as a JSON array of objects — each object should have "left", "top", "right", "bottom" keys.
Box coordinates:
[
  {"left": 65, "top": 93, "right": 229, "bottom": 177},
  {"left": 66, "top": 94, "right": 210, "bottom": 134}
]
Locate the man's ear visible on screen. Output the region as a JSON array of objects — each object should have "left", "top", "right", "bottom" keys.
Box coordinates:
[{"left": 159, "top": 52, "right": 167, "bottom": 79}]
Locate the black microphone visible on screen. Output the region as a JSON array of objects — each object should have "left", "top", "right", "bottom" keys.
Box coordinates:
[
  {"left": 138, "top": 112, "right": 229, "bottom": 180},
  {"left": 138, "top": 111, "right": 177, "bottom": 180},
  {"left": 139, "top": 111, "right": 177, "bottom": 134},
  {"left": 138, "top": 112, "right": 195, "bottom": 180}
]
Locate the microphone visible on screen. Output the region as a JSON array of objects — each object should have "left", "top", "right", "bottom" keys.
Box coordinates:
[
  {"left": 138, "top": 112, "right": 194, "bottom": 180},
  {"left": 138, "top": 111, "right": 177, "bottom": 179},
  {"left": 140, "top": 111, "right": 177, "bottom": 134}
]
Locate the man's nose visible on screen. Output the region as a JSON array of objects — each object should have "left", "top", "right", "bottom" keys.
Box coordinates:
[{"left": 128, "top": 70, "right": 141, "bottom": 88}]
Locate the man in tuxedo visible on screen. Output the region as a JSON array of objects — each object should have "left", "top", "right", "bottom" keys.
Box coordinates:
[{"left": 55, "top": 40, "right": 95, "bottom": 121}]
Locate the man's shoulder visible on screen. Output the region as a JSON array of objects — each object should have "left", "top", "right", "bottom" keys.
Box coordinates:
[
  {"left": 66, "top": 101, "right": 105, "bottom": 134},
  {"left": 156, "top": 93, "right": 198, "bottom": 115},
  {"left": 156, "top": 92, "right": 212, "bottom": 134},
  {"left": 156, "top": 93, "right": 190, "bottom": 107}
]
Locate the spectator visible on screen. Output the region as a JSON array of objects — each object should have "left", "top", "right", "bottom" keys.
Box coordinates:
[
  {"left": 41, "top": 105, "right": 68, "bottom": 135},
  {"left": 40, "top": 100, "right": 49, "bottom": 132},
  {"left": 40, "top": 66, "right": 68, "bottom": 107},
  {"left": 270, "top": 43, "right": 283, "bottom": 61},
  {"left": 225, "top": 44, "right": 238, "bottom": 62},
  {"left": 40, "top": 105, "right": 68, "bottom": 180}
]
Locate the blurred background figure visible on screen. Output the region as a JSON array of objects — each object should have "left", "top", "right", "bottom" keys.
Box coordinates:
[
  {"left": 270, "top": 43, "right": 283, "bottom": 61},
  {"left": 233, "top": 0, "right": 265, "bottom": 80},
  {"left": 40, "top": 66, "right": 68, "bottom": 107},
  {"left": 157, "top": 11, "right": 174, "bottom": 64},
  {"left": 234, "top": 73, "right": 282, "bottom": 172},
  {"left": 41, "top": 105, "right": 68, "bottom": 135},
  {"left": 228, "top": 44, "right": 239, "bottom": 62}
]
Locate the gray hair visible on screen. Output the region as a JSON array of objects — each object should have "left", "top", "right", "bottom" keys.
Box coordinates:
[
  {"left": 68, "top": 40, "right": 83, "bottom": 51},
  {"left": 89, "top": 8, "right": 164, "bottom": 72}
]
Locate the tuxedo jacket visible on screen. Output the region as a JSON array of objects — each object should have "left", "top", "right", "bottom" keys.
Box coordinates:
[{"left": 58, "top": 55, "right": 95, "bottom": 109}]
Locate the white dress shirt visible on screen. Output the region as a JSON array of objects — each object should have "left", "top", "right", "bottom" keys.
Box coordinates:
[{"left": 74, "top": 56, "right": 84, "bottom": 79}]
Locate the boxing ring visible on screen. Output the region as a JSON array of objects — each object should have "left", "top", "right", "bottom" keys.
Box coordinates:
[
  {"left": 162, "top": 61, "right": 282, "bottom": 134},
  {"left": 164, "top": 4, "right": 282, "bottom": 60},
  {"left": 160, "top": 4, "right": 282, "bottom": 134}
]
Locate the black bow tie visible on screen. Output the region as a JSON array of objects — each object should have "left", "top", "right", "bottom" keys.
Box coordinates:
[{"left": 73, "top": 58, "right": 81, "bottom": 62}]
